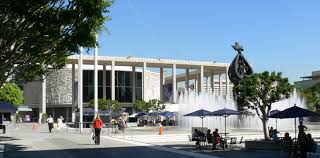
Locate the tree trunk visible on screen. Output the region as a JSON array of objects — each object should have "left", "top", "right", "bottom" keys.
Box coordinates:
[{"left": 262, "top": 118, "right": 270, "bottom": 140}]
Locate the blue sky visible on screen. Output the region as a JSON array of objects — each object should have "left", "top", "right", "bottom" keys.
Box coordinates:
[{"left": 94, "top": 0, "right": 320, "bottom": 82}]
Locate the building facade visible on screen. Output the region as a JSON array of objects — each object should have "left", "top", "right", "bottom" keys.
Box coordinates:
[
  {"left": 23, "top": 55, "right": 231, "bottom": 122},
  {"left": 294, "top": 70, "right": 320, "bottom": 90}
]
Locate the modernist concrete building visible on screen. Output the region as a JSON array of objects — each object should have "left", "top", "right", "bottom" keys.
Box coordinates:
[
  {"left": 294, "top": 70, "right": 320, "bottom": 90},
  {"left": 23, "top": 55, "right": 231, "bottom": 124}
]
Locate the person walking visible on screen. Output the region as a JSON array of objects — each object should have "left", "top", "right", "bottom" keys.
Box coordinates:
[
  {"left": 93, "top": 114, "right": 103, "bottom": 145},
  {"left": 46, "top": 115, "right": 54, "bottom": 133}
]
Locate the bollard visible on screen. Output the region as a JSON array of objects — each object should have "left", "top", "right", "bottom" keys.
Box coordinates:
[
  {"left": 3, "top": 125, "right": 6, "bottom": 134},
  {"left": 159, "top": 125, "right": 163, "bottom": 135},
  {"left": 32, "top": 124, "right": 37, "bottom": 131}
]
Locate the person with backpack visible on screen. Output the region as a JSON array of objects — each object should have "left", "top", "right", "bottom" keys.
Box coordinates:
[{"left": 92, "top": 114, "right": 103, "bottom": 145}]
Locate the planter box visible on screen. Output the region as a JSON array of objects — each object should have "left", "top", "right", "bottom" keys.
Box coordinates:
[{"left": 245, "top": 140, "right": 282, "bottom": 150}]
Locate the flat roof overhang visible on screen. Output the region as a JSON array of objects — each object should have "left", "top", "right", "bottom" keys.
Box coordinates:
[{"left": 67, "top": 55, "right": 229, "bottom": 75}]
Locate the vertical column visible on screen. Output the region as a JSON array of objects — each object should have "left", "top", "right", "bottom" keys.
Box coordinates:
[
  {"left": 206, "top": 76, "right": 209, "bottom": 93},
  {"left": 78, "top": 47, "right": 83, "bottom": 133},
  {"left": 142, "top": 62, "right": 146, "bottom": 101},
  {"left": 160, "top": 67, "right": 164, "bottom": 102},
  {"left": 132, "top": 66, "right": 136, "bottom": 103},
  {"left": 94, "top": 37, "right": 98, "bottom": 114},
  {"left": 172, "top": 64, "right": 177, "bottom": 103},
  {"left": 103, "top": 64, "right": 106, "bottom": 99},
  {"left": 195, "top": 78, "right": 197, "bottom": 93},
  {"left": 185, "top": 69, "right": 190, "bottom": 93},
  {"left": 71, "top": 64, "right": 75, "bottom": 122},
  {"left": 111, "top": 61, "right": 115, "bottom": 100},
  {"left": 210, "top": 71, "right": 214, "bottom": 95},
  {"left": 219, "top": 74, "right": 222, "bottom": 96},
  {"left": 40, "top": 76, "right": 46, "bottom": 123},
  {"left": 199, "top": 65, "right": 204, "bottom": 94},
  {"left": 225, "top": 67, "right": 229, "bottom": 100}
]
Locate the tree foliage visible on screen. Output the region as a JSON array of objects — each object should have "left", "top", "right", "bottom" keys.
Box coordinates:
[
  {"left": 0, "top": 0, "right": 112, "bottom": 87},
  {"left": 133, "top": 99, "right": 165, "bottom": 113},
  {"left": 0, "top": 83, "right": 24, "bottom": 106},
  {"left": 300, "top": 83, "right": 320, "bottom": 111},
  {"left": 89, "top": 99, "right": 121, "bottom": 113},
  {"left": 234, "top": 71, "right": 293, "bottom": 140}
]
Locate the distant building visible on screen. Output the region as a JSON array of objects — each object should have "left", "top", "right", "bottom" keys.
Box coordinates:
[{"left": 294, "top": 70, "right": 320, "bottom": 90}]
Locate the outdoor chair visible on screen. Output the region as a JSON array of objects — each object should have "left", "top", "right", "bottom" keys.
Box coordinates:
[
  {"left": 230, "top": 137, "right": 237, "bottom": 144},
  {"left": 239, "top": 137, "right": 244, "bottom": 144}
]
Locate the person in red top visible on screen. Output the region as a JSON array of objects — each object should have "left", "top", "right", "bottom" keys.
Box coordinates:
[{"left": 93, "top": 114, "right": 103, "bottom": 145}]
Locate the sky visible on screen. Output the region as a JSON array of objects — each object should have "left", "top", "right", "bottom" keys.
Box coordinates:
[{"left": 93, "top": 0, "right": 320, "bottom": 83}]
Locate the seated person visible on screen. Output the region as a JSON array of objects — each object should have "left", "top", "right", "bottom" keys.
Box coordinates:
[
  {"left": 206, "top": 129, "right": 213, "bottom": 144},
  {"left": 306, "top": 133, "right": 316, "bottom": 152},
  {"left": 269, "top": 127, "right": 274, "bottom": 138},
  {"left": 212, "top": 129, "right": 224, "bottom": 150},
  {"left": 272, "top": 129, "right": 281, "bottom": 143},
  {"left": 282, "top": 132, "right": 293, "bottom": 152},
  {"left": 193, "top": 129, "right": 204, "bottom": 147}
]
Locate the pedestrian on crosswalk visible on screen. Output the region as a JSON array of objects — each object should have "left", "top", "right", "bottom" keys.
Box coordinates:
[{"left": 93, "top": 114, "right": 103, "bottom": 145}]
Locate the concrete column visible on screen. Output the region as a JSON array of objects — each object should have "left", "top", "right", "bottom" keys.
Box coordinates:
[
  {"left": 199, "top": 65, "right": 204, "bottom": 94},
  {"left": 185, "top": 69, "right": 190, "bottom": 93},
  {"left": 195, "top": 78, "right": 197, "bottom": 93},
  {"left": 210, "top": 72, "right": 214, "bottom": 95},
  {"left": 103, "top": 64, "right": 106, "bottom": 99},
  {"left": 78, "top": 47, "right": 83, "bottom": 133},
  {"left": 219, "top": 74, "right": 223, "bottom": 96},
  {"left": 172, "top": 64, "right": 177, "bottom": 103},
  {"left": 206, "top": 76, "right": 209, "bottom": 93},
  {"left": 132, "top": 66, "right": 136, "bottom": 103},
  {"left": 142, "top": 62, "right": 146, "bottom": 101},
  {"left": 160, "top": 67, "right": 164, "bottom": 102},
  {"left": 71, "top": 64, "right": 75, "bottom": 122},
  {"left": 225, "top": 67, "right": 229, "bottom": 100},
  {"left": 94, "top": 37, "right": 98, "bottom": 114},
  {"left": 40, "top": 76, "right": 46, "bottom": 123},
  {"left": 111, "top": 61, "right": 115, "bottom": 100}
]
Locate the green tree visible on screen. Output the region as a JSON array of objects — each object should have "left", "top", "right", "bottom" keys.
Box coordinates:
[
  {"left": 133, "top": 99, "right": 165, "bottom": 113},
  {"left": 234, "top": 71, "right": 293, "bottom": 140},
  {"left": 89, "top": 99, "right": 121, "bottom": 113},
  {"left": 0, "top": 0, "right": 112, "bottom": 87},
  {"left": 300, "top": 83, "right": 320, "bottom": 111},
  {"left": 133, "top": 100, "right": 147, "bottom": 112},
  {"left": 148, "top": 99, "right": 165, "bottom": 112},
  {"left": 0, "top": 83, "right": 24, "bottom": 106},
  {"left": 89, "top": 99, "right": 107, "bottom": 110}
]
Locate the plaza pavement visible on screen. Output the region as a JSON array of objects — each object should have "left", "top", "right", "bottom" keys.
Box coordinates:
[{"left": 2, "top": 123, "right": 320, "bottom": 158}]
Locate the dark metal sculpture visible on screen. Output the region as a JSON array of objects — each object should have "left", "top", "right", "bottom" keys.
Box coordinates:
[{"left": 228, "top": 42, "right": 254, "bottom": 85}]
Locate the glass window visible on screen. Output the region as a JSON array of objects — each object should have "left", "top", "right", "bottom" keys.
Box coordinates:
[
  {"left": 117, "top": 71, "right": 125, "bottom": 87},
  {"left": 87, "top": 86, "right": 94, "bottom": 102},
  {"left": 106, "top": 87, "right": 111, "bottom": 99},
  {"left": 98, "top": 71, "right": 103, "bottom": 86},
  {"left": 83, "top": 87, "right": 88, "bottom": 102},
  {"left": 106, "top": 71, "right": 111, "bottom": 86},
  {"left": 136, "top": 87, "right": 142, "bottom": 100},
  {"left": 125, "top": 72, "right": 131, "bottom": 87},
  {"left": 136, "top": 72, "right": 142, "bottom": 87},
  {"left": 83, "top": 70, "right": 89, "bottom": 86},
  {"left": 98, "top": 87, "right": 103, "bottom": 99}
]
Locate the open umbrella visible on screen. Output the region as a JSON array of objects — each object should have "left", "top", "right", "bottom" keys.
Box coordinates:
[
  {"left": 0, "top": 102, "right": 17, "bottom": 113},
  {"left": 210, "top": 108, "right": 240, "bottom": 137},
  {"left": 160, "top": 111, "right": 175, "bottom": 117},
  {"left": 269, "top": 104, "right": 320, "bottom": 139},
  {"left": 184, "top": 109, "right": 212, "bottom": 133},
  {"left": 269, "top": 109, "right": 280, "bottom": 129}
]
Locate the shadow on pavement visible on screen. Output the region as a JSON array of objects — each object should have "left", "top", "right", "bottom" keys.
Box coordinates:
[{"left": 0, "top": 136, "right": 20, "bottom": 142}]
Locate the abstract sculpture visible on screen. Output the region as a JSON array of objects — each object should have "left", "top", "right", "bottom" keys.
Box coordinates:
[{"left": 228, "top": 42, "right": 254, "bottom": 85}]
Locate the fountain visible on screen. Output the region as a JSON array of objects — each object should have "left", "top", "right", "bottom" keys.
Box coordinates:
[{"left": 170, "top": 89, "right": 307, "bottom": 132}]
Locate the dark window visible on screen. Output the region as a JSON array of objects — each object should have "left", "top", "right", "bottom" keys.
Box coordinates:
[
  {"left": 136, "top": 72, "right": 142, "bottom": 87},
  {"left": 98, "top": 71, "right": 103, "bottom": 86},
  {"left": 88, "top": 70, "right": 93, "bottom": 86},
  {"left": 106, "top": 87, "right": 111, "bottom": 99},
  {"left": 98, "top": 87, "right": 103, "bottom": 99},
  {"left": 125, "top": 72, "right": 131, "bottom": 86},
  {"left": 83, "top": 70, "right": 89, "bottom": 86},
  {"left": 136, "top": 87, "right": 142, "bottom": 100},
  {"left": 106, "top": 71, "right": 110, "bottom": 86}
]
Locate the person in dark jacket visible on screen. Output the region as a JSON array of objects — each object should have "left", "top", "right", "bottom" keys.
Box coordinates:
[{"left": 93, "top": 114, "right": 103, "bottom": 145}]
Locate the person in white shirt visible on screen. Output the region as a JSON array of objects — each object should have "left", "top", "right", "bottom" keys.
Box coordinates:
[
  {"left": 57, "top": 116, "right": 64, "bottom": 130},
  {"left": 46, "top": 115, "right": 54, "bottom": 133}
]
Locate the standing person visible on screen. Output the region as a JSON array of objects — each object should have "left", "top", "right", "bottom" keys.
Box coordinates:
[
  {"left": 298, "top": 121, "right": 307, "bottom": 136},
  {"left": 57, "top": 116, "right": 64, "bottom": 130},
  {"left": 93, "top": 114, "right": 103, "bottom": 145},
  {"left": 47, "top": 115, "right": 54, "bottom": 133}
]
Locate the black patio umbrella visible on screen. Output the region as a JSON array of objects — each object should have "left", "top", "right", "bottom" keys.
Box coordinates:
[
  {"left": 0, "top": 102, "right": 17, "bottom": 113},
  {"left": 269, "top": 104, "right": 320, "bottom": 139},
  {"left": 184, "top": 109, "right": 212, "bottom": 133},
  {"left": 210, "top": 108, "right": 240, "bottom": 137},
  {"left": 269, "top": 109, "right": 280, "bottom": 129}
]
